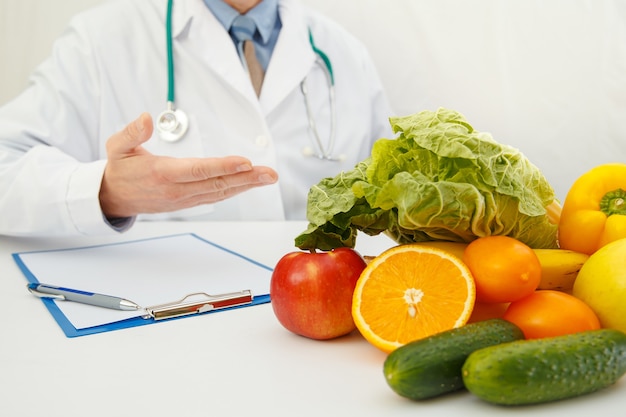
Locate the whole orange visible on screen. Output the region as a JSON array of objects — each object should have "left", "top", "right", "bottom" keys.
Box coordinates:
[
  {"left": 467, "top": 301, "right": 509, "bottom": 323},
  {"left": 463, "top": 236, "right": 541, "bottom": 303},
  {"left": 503, "top": 290, "right": 601, "bottom": 339}
]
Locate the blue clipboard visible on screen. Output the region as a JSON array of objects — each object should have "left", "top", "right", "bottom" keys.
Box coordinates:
[{"left": 12, "top": 233, "right": 273, "bottom": 338}]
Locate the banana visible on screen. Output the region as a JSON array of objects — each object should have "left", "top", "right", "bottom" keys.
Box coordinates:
[
  {"left": 533, "top": 249, "right": 589, "bottom": 291},
  {"left": 408, "top": 241, "right": 589, "bottom": 291}
]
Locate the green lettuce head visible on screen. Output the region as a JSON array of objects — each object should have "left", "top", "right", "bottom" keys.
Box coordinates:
[{"left": 295, "top": 108, "right": 559, "bottom": 251}]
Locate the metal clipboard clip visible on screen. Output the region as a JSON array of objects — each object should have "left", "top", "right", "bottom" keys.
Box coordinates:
[{"left": 144, "top": 290, "right": 254, "bottom": 321}]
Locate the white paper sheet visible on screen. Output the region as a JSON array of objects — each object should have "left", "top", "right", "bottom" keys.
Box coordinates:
[{"left": 17, "top": 234, "right": 272, "bottom": 329}]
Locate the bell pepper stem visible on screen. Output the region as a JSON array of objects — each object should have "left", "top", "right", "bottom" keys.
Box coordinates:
[{"left": 600, "top": 189, "right": 626, "bottom": 216}]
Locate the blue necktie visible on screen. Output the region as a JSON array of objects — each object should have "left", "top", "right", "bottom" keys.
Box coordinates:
[{"left": 230, "top": 15, "right": 264, "bottom": 96}]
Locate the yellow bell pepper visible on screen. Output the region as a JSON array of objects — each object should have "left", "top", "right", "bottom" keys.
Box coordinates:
[{"left": 558, "top": 163, "right": 626, "bottom": 255}]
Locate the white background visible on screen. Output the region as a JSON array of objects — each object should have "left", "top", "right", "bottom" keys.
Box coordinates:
[{"left": 1, "top": 0, "right": 625, "bottom": 202}]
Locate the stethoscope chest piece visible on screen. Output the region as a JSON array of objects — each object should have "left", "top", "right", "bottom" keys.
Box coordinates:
[{"left": 157, "top": 102, "right": 189, "bottom": 142}]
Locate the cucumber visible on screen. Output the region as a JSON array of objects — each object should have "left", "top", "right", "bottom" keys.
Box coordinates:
[
  {"left": 462, "top": 329, "right": 626, "bottom": 405},
  {"left": 383, "top": 319, "right": 524, "bottom": 400}
]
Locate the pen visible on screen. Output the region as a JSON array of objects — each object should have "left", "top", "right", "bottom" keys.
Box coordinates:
[{"left": 27, "top": 283, "right": 141, "bottom": 311}]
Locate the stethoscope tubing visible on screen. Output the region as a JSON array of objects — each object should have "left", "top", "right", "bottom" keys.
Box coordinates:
[
  {"left": 166, "top": 0, "right": 175, "bottom": 103},
  {"left": 301, "top": 59, "right": 337, "bottom": 161}
]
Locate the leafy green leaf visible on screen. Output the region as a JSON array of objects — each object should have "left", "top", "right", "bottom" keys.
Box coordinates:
[{"left": 295, "top": 108, "right": 558, "bottom": 251}]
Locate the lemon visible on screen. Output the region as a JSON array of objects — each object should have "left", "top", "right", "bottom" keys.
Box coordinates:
[{"left": 572, "top": 237, "right": 626, "bottom": 332}]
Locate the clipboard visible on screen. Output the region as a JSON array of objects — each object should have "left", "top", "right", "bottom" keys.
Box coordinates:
[{"left": 12, "top": 233, "right": 273, "bottom": 337}]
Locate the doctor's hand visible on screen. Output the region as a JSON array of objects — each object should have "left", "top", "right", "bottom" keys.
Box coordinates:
[{"left": 98, "top": 113, "right": 279, "bottom": 219}]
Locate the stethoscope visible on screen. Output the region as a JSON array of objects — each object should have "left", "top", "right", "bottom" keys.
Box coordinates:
[
  {"left": 156, "top": 0, "right": 339, "bottom": 161},
  {"left": 156, "top": 0, "right": 189, "bottom": 142}
]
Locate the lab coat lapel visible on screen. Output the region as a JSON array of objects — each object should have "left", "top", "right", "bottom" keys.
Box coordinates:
[
  {"left": 261, "top": 0, "right": 316, "bottom": 114},
  {"left": 173, "top": 0, "right": 260, "bottom": 103}
]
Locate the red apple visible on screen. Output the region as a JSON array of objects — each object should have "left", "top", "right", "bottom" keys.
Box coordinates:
[{"left": 270, "top": 247, "right": 367, "bottom": 340}]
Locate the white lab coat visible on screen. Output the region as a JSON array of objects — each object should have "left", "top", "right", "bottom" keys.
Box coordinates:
[{"left": 0, "top": 0, "right": 393, "bottom": 236}]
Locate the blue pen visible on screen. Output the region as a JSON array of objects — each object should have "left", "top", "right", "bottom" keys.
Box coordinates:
[{"left": 27, "top": 283, "right": 141, "bottom": 311}]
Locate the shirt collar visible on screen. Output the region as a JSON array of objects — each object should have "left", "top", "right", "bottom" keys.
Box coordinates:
[{"left": 203, "top": 0, "right": 279, "bottom": 44}]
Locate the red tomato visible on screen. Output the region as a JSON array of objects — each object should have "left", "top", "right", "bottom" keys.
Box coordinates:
[{"left": 503, "top": 290, "right": 601, "bottom": 339}]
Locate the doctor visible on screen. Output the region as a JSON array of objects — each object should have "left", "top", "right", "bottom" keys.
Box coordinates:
[{"left": 0, "top": 0, "right": 393, "bottom": 237}]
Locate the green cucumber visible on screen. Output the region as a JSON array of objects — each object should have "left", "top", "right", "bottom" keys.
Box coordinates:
[
  {"left": 383, "top": 319, "right": 524, "bottom": 400},
  {"left": 462, "top": 328, "right": 626, "bottom": 405}
]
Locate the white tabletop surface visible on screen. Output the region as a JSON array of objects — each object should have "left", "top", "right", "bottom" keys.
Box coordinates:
[{"left": 1, "top": 221, "right": 624, "bottom": 417}]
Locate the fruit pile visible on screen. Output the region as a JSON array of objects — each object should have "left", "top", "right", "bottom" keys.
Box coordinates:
[
  {"left": 351, "top": 236, "right": 606, "bottom": 353},
  {"left": 269, "top": 162, "right": 626, "bottom": 406}
]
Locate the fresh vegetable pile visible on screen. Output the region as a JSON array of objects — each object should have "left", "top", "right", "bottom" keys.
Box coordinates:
[
  {"left": 295, "top": 108, "right": 559, "bottom": 251},
  {"left": 270, "top": 107, "right": 626, "bottom": 409}
]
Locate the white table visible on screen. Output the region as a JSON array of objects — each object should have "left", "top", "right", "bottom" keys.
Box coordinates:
[{"left": 1, "top": 221, "right": 624, "bottom": 417}]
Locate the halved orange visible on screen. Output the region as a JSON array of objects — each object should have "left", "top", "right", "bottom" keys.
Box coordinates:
[{"left": 352, "top": 244, "right": 476, "bottom": 353}]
